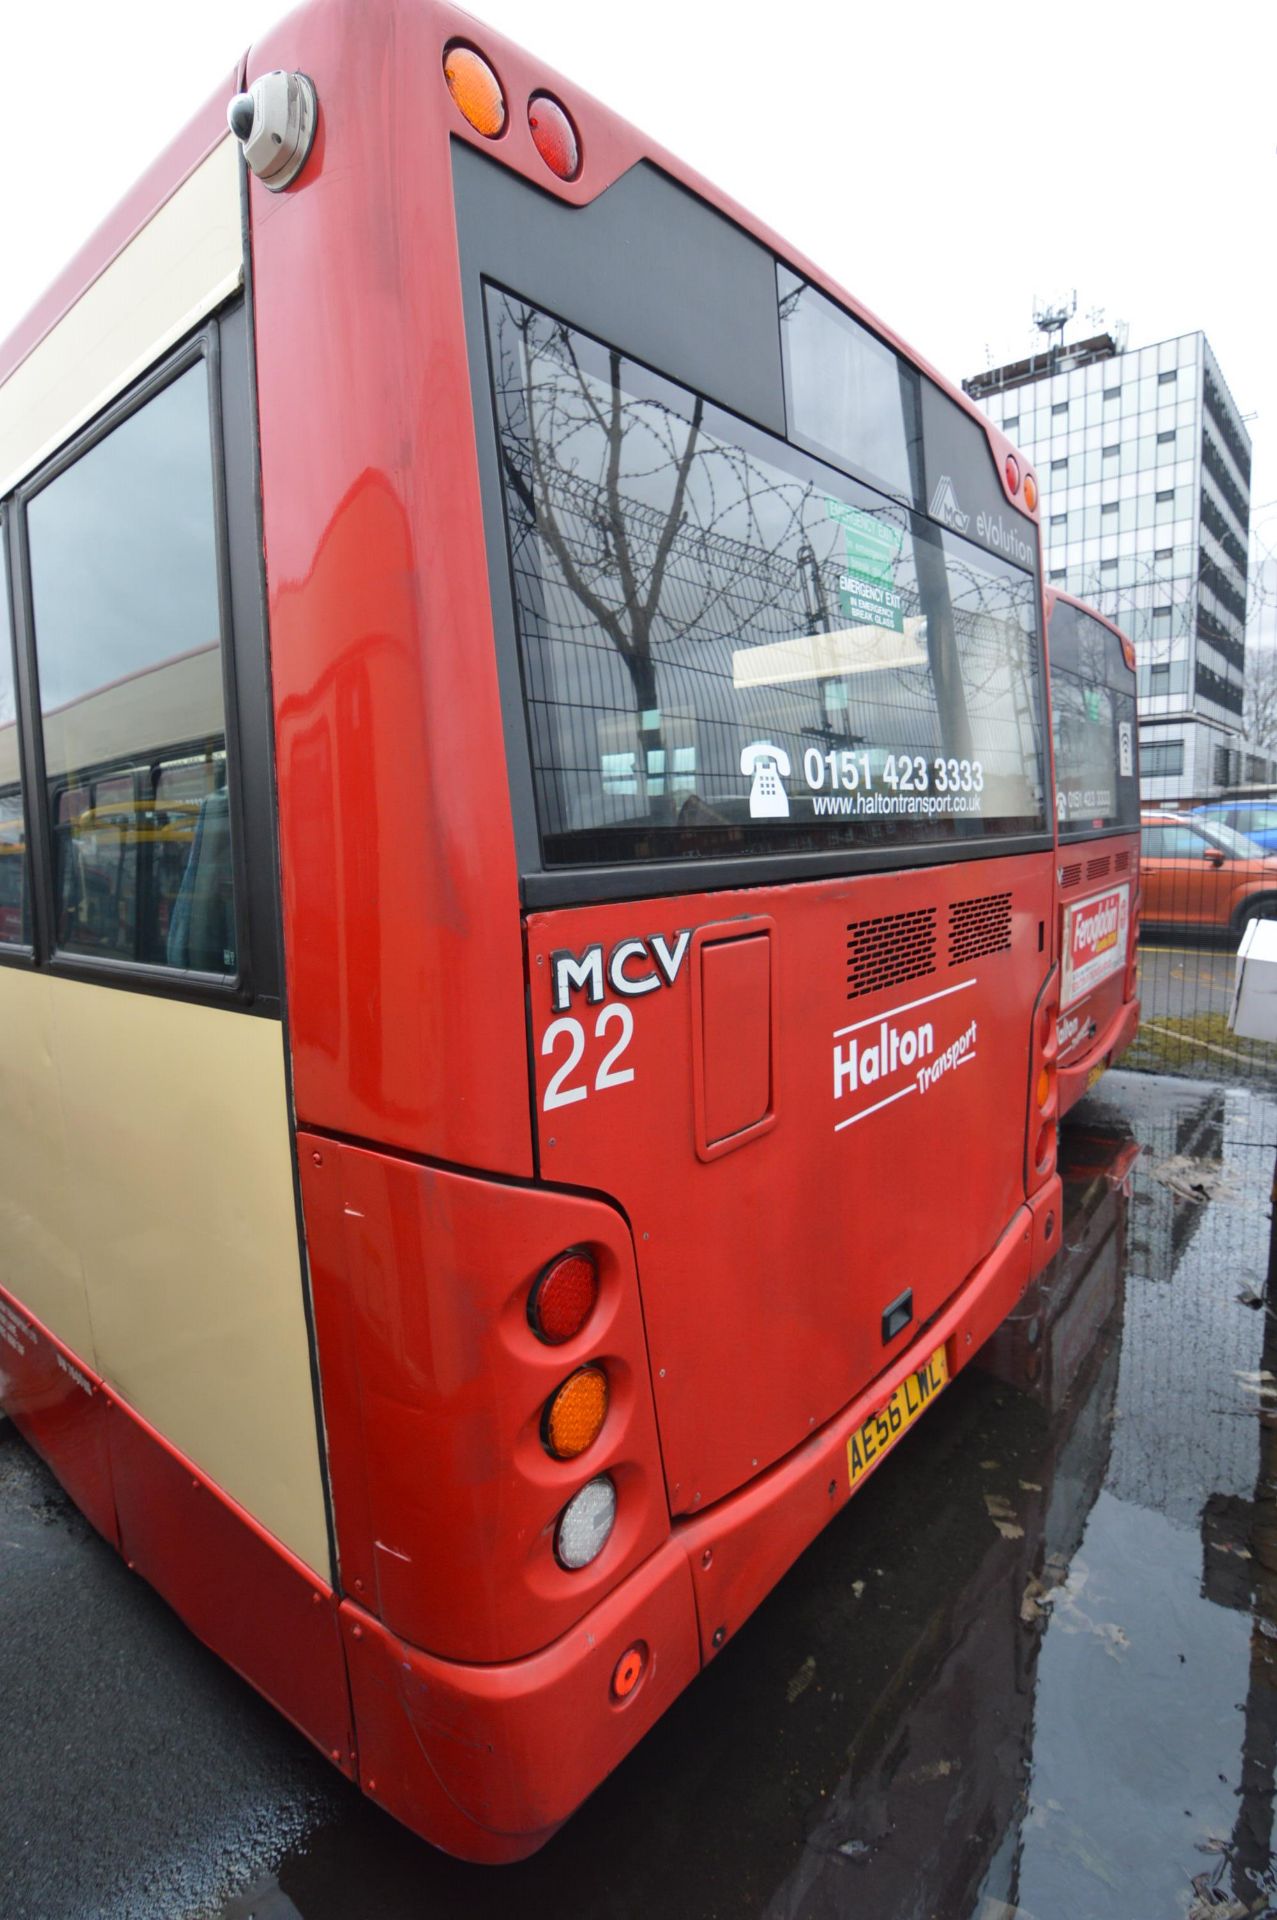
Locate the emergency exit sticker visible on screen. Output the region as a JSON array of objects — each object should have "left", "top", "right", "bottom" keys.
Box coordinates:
[
  {"left": 826, "top": 499, "right": 905, "bottom": 634},
  {"left": 1119, "top": 721, "right": 1134, "bottom": 777}
]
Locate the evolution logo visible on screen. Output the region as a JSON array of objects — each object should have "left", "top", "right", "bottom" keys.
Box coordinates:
[
  {"left": 975, "top": 509, "right": 1035, "bottom": 568},
  {"left": 831, "top": 979, "right": 979, "bottom": 1133}
]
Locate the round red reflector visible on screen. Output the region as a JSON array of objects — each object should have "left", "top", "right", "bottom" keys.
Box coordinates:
[
  {"left": 528, "top": 92, "right": 580, "bottom": 180},
  {"left": 612, "top": 1644, "right": 646, "bottom": 1699},
  {"left": 1023, "top": 472, "right": 1038, "bottom": 512},
  {"left": 443, "top": 45, "right": 506, "bottom": 138},
  {"left": 1035, "top": 1121, "right": 1055, "bottom": 1172},
  {"left": 529, "top": 1249, "right": 598, "bottom": 1344},
  {"left": 1005, "top": 453, "right": 1020, "bottom": 494}
]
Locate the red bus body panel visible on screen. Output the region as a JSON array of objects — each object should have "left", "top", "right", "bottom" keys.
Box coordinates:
[
  {"left": 296, "top": 1135, "right": 671, "bottom": 1664},
  {"left": 528, "top": 857, "right": 1055, "bottom": 1517}
]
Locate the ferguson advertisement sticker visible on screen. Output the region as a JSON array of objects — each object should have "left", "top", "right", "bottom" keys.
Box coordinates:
[{"left": 1061, "top": 883, "right": 1130, "bottom": 1008}]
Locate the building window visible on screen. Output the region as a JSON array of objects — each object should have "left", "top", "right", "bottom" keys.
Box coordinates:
[
  {"left": 1004, "top": 415, "right": 1019, "bottom": 431},
  {"left": 1051, "top": 457, "right": 1068, "bottom": 472},
  {"left": 1101, "top": 558, "right": 1117, "bottom": 572},
  {"left": 1155, "top": 489, "right": 1174, "bottom": 503},
  {"left": 1157, "top": 429, "right": 1176, "bottom": 445},
  {"left": 1102, "top": 444, "right": 1119, "bottom": 457},
  {"left": 1158, "top": 369, "right": 1177, "bottom": 385},
  {"left": 1101, "top": 501, "right": 1118, "bottom": 515},
  {"left": 1050, "top": 513, "right": 1067, "bottom": 526},
  {"left": 1155, "top": 547, "right": 1173, "bottom": 561},
  {"left": 1052, "top": 401, "right": 1068, "bottom": 416},
  {"left": 1103, "top": 387, "right": 1120, "bottom": 401},
  {"left": 1149, "top": 663, "right": 1170, "bottom": 685},
  {"left": 1048, "top": 569, "right": 1066, "bottom": 582},
  {"left": 1142, "top": 739, "right": 1185, "bottom": 777}
]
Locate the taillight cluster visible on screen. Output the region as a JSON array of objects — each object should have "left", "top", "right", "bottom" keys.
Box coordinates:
[
  {"left": 1125, "top": 888, "right": 1141, "bottom": 1001},
  {"left": 529, "top": 1248, "right": 616, "bottom": 1570},
  {"left": 444, "top": 43, "right": 582, "bottom": 182},
  {"left": 1029, "top": 985, "right": 1060, "bottom": 1185},
  {"left": 1003, "top": 450, "right": 1037, "bottom": 512}
]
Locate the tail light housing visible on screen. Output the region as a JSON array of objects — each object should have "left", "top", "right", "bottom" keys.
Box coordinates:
[
  {"left": 529, "top": 1248, "right": 598, "bottom": 1345},
  {"left": 528, "top": 93, "right": 580, "bottom": 180},
  {"left": 1026, "top": 970, "right": 1059, "bottom": 1192},
  {"left": 543, "top": 1366, "right": 609, "bottom": 1458},
  {"left": 443, "top": 44, "right": 506, "bottom": 137},
  {"left": 555, "top": 1475, "right": 617, "bottom": 1570}
]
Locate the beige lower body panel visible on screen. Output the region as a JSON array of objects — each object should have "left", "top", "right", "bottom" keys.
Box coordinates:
[{"left": 0, "top": 967, "right": 328, "bottom": 1576}]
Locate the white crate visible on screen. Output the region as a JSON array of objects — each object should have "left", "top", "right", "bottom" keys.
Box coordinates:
[{"left": 1230, "top": 918, "right": 1277, "bottom": 1041}]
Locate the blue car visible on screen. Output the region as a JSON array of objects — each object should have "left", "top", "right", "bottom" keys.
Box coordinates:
[{"left": 1191, "top": 800, "right": 1277, "bottom": 852}]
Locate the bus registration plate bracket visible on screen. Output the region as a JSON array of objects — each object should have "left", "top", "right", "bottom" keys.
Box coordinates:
[{"left": 846, "top": 1346, "right": 948, "bottom": 1490}]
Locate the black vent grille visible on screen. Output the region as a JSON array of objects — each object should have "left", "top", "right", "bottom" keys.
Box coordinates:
[
  {"left": 949, "top": 892, "right": 1013, "bottom": 966},
  {"left": 1087, "top": 855, "right": 1112, "bottom": 883},
  {"left": 1060, "top": 862, "right": 1082, "bottom": 889},
  {"left": 846, "top": 907, "right": 937, "bottom": 1000},
  {"left": 1114, "top": 850, "right": 1130, "bottom": 872}
]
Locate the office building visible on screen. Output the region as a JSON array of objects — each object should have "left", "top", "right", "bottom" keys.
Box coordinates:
[{"left": 965, "top": 329, "right": 1258, "bottom": 802}]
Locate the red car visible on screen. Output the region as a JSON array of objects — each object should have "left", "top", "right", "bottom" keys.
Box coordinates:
[{"left": 1140, "top": 811, "right": 1277, "bottom": 936}]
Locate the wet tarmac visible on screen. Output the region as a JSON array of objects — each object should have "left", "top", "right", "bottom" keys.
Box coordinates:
[{"left": 5, "top": 1068, "right": 1277, "bottom": 1919}]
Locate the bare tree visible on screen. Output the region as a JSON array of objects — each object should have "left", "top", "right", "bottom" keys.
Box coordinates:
[{"left": 1244, "top": 647, "right": 1277, "bottom": 753}]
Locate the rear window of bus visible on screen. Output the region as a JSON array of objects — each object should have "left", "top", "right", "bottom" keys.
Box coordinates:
[
  {"left": 486, "top": 289, "right": 1046, "bottom": 870},
  {"left": 1049, "top": 602, "right": 1139, "bottom": 840}
]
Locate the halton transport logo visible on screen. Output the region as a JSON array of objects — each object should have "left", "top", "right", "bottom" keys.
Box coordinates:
[
  {"left": 831, "top": 979, "right": 979, "bottom": 1134},
  {"left": 929, "top": 474, "right": 970, "bottom": 534}
]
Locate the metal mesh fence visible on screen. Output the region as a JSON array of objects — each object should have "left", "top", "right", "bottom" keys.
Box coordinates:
[{"left": 1125, "top": 811, "right": 1277, "bottom": 1093}]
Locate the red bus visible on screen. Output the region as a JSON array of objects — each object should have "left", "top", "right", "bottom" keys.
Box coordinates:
[
  {"left": 0, "top": 0, "right": 1061, "bottom": 1862},
  {"left": 1046, "top": 590, "right": 1141, "bottom": 1112}
]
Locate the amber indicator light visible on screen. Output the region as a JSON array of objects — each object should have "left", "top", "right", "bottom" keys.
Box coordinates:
[
  {"left": 528, "top": 92, "right": 580, "bottom": 179},
  {"left": 1023, "top": 471, "right": 1038, "bottom": 511},
  {"left": 543, "top": 1366, "right": 609, "bottom": 1459},
  {"left": 443, "top": 44, "right": 506, "bottom": 137}
]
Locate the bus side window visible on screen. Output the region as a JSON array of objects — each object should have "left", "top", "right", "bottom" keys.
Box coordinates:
[{"left": 25, "top": 356, "right": 238, "bottom": 978}]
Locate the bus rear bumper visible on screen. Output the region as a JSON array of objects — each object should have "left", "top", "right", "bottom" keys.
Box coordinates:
[
  {"left": 339, "top": 1537, "right": 701, "bottom": 1864},
  {"left": 339, "top": 1179, "right": 1058, "bottom": 1860},
  {"left": 1059, "top": 997, "right": 1140, "bottom": 1117}
]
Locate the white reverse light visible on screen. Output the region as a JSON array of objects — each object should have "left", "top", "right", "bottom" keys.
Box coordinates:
[{"left": 555, "top": 1475, "right": 617, "bottom": 1570}]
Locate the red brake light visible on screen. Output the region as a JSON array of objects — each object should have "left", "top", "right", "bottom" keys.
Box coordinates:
[
  {"left": 1005, "top": 453, "right": 1020, "bottom": 495},
  {"left": 529, "top": 1249, "right": 598, "bottom": 1344},
  {"left": 528, "top": 93, "right": 580, "bottom": 180}
]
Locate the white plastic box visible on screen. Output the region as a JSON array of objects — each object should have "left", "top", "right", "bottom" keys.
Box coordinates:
[{"left": 1230, "top": 918, "right": 1277, "bottom": 1042}]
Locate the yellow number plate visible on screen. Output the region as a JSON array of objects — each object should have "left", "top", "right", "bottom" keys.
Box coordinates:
[{"left": 847, "top": 1345, "right": 949, "bottom": 1490}]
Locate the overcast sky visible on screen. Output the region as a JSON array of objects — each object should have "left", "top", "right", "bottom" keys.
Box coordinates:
[{"left": 2, "top": 0, "right": 1274, "bottom": 553}]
